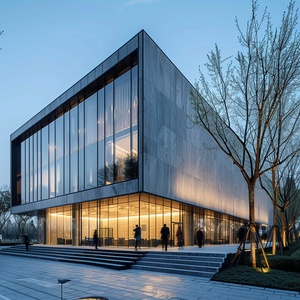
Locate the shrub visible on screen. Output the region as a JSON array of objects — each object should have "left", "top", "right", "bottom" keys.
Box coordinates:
[
  {"left": 267, "top": 255, "right": 300, "bottom": 273},
  {"left": 291, "top": 248, "right": 300, "bottom": 259}
]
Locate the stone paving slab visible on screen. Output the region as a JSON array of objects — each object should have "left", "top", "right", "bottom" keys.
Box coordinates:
[{"left": 0, "top": 253, "right": 299, "bottom": 300}]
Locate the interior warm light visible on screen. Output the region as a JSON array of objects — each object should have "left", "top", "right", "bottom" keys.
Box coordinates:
[{"left": 80, "top": 211, "right": 179, "bottom": 221}]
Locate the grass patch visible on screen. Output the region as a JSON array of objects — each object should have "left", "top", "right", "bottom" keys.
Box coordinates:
[{"left": 212, "top": 242, "right": 300, "bottom": 292}]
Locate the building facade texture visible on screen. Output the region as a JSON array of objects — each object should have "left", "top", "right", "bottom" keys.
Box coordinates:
[{"left": 10, "top": 31, "right": 272, "bottom": 247}]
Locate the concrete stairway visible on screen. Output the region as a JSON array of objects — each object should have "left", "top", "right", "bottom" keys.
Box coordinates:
[
  {"left": 132, "top": 251, "right": 228, "bottom": 278},
  {"left": 0, "top": 245, "right": 145, "bottom": 270},
  {"left": 0, "top": 245, "right": 230, "bottom": 277}
]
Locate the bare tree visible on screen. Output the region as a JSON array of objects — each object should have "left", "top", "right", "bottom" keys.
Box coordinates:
[
  {"left": 0, "top": 185, "right": 11, "bottom": 232},
  {"left": 278, "top": 165, "right": 300, "bottom": 246},
  {"left": 11, "top": 215, "right": 31, "bottom": 240},
  {"left": 260, "top": 149, "right": 300, "bottom": 255},
  {"left": 191, "top": 0, "right": 300, "bottom": 267},
  {"left": 261, "top": 155, "right": 300, "bottom": 252},
  {"left": 260, "top": 95, "right": 300, "bottom": 255}
]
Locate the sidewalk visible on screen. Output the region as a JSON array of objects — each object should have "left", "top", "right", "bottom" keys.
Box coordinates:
[{"left": 0, "top": 245, "right": 299, "bottom": 300}]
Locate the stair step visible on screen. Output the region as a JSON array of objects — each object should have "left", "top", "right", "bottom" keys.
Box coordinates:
[
  {"left": 136, "top": 260, "right": 221, "bottom": 271},
  {"left": 141, "top": 257, "right": 223, "bottom": 265},
  {"left": 0, "top": 251, "right": 127, "bottom": 270},
  {"left": 131, "top": 265, "right": 214, "bottom": 278},
  {"left": 0, "top": 246, "right": 141, "bottom": 270}
]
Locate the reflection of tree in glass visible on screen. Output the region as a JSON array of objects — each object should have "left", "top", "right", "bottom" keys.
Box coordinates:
[
  {"left": 98, "top": 168, "right": 105, "bottom": 186},
  {"left": 125, "top": 153, "right": 138, "bottom": 180},
  {"left": 105, "top": 163, "right": 117, "bottom": 184},
  {"left": 97, "top": 153, "right": 138, "bottom": 185}
]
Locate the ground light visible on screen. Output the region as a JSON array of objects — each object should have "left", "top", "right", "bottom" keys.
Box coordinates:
[{"left": 57, "top": 278, "right": 71, "bottom": 300}]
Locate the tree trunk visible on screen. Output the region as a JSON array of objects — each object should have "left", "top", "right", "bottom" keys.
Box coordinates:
[
  {"left": 272, "top": 222, "right": 277, "bottom": 255},
  {"left": 281, "top": 211, "right": 286, "bottom": 247},
  {"left": 249, "top": 181, "right": 256, "bottom": 268},
  {"left": 271, "top": 166, "right": 277, "bottom": 255}
]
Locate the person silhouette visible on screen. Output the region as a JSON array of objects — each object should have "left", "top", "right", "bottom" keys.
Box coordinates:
[
  {"left": 176, "top": 226, "right": 184, "bottom": 249},
  {"left": 93, "top": 230, "right": 99, "bottom": 249},
  {"left": 197, "top": 228, "right": 204, "bottom": 248},
  {"left": 133, "top": 225, "right": 141, "bottom": 250},
  {"left": 161, "top": 224, "right": 170, "bottom": 251}
]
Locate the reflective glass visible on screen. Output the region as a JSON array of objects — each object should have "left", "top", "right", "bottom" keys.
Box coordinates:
[
  {"left": 70, "top": 106, "right": 78, "bottom": 151},
  {"left": 105, "top": 82, "right": 113, "bottom": 137},
  {"left": 25, "top": 139, "right": 30, "bottom": 202},
  {"left": 115, "top": 71, "right": 131, "bottom": 182},
  {"left": 132, "top": 66, "right": 138, "bottom": 126},
  {"left": 33, "top": 132, "right": 38, "bottom": 202},
  {"left": 49, "top": 122, "right": 55, "bottom": 198},
  {"left": 85, "top": 93, "right": 97, "bottom": 189},
  {"left": 79, "top": 148, "right": 84, "bottom": 190},
  {"left": 64, "top": 112, "right": 70, "bottom": 194},
  {"left": 70, "top": 151, "right": 78, "bottom": 192},
  {"left": 131, "top": 66, "right": 138, "bottom": 179},
  {"left": 29, "top": 135, "right": 34, "bottom": 202},
  {"left": 115, "top": 71, "right": 130, "bottom": 132},
  {"left": 105, "top": 139, "right": 114, "bottom": 184},
  {"left": 115, "top": 131, "right": 130, "bottom": 182},
  {"left": 98, "top": 139, "right": 105, "bottom": 186},
  {"left": 19, "top": 64, "right": 138, "bottom": 202},
  {"left": 98, "top": 88, "right": 105, "bottom": 186},
  {"left": 41, "top": 126, "right": 49, "bottom": 199},
  {"left": 37, "top": 131, "right": 42, "bottom": 201},
  {"left": 132, "top": 129, "right": 138, "bottom": 179},
  {"left": 105, "top": 82, "right": 114, "bottom": 184},
  {"left": 78, "top": 101, "right": 84, "bottom": 148},
  {"left": 85, "top": 143, "right": 97, "bottom": 189},
  {"left": 79, "top": 102, "right": 84, "bottom": 190},
  {"left": 85, "top": 93, "right": 97, "bottom": 145},
  {"left": 21, "top": 141, "right": 25, "bottom": 203},
  {"left": 70, "top": 106, "right": 78, "bottom": 192},
  {"left": 56, "top": 116, "right": 64, "bottom": 196}
]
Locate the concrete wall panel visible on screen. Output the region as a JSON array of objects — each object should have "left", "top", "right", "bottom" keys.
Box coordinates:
[{"left": 141, "top": 32, "right": 272, "bottom": 225}]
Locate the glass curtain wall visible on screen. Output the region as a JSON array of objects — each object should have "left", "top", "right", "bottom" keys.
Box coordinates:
[
  {"left": 46, "top": 205, "right": 72, "bottom": 245},
  {"left": 43, "top": 193, "right": 244, "bottom": 247},
  {"left": 20, "top": 65, "right": 138, "bottom": 204}
]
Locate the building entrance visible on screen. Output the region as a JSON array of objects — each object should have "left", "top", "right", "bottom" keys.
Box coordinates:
[{"left": 172, "top": 222, "right": 183, "bottom": 247}]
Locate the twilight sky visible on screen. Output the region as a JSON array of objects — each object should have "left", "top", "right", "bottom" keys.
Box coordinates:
[{"left": 0, "top": 0, "right": 295, "bottom": 186}]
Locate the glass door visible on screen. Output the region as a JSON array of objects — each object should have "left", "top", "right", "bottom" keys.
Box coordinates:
[{"left": 172, "top": 222, "right": 182, "bottom": 247}]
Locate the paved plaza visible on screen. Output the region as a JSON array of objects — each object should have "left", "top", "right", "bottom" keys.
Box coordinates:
[{"left": 0, "top": 245, "right": 299, "bottom": 300}]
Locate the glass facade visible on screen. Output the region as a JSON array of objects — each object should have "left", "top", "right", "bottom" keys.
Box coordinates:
[
  {"left": 43, "top": 193, "right": 244, "bottom": 247},
  {"left": 19, "top": 66, "right": 138, "bottom": 203}
]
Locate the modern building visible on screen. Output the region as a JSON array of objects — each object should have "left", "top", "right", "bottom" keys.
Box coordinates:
[{"left": 10, "top": 30, "right": 272, "bottom": 247}]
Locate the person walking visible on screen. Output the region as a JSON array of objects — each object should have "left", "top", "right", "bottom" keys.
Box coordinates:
[
  {"left": 133, "top": 224, "right": 141, "bottom": 250},
  {"left": 24, "top": 235, "right": 30, "bottom": 251},
  {"left": 176, "top": 226, "right": 184, "bottom": 249},
  {"left": 197, "top": 228, "right": 204, "bottom": 248},
  {"left": 237, "top": 223, "right": 247, "bottom": 244},
  {"left": 161, "top": 224, "right": 170, "bottom": 251},
  {"left": 93, "top": 230, "right": 99, "bottom": 249}
]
